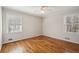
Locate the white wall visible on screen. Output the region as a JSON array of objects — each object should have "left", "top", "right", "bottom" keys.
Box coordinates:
[
  {"left": 0, "top": 7, "right": 2, "bottom": 49},
  {"left": 2, "top": 8, "right": 42, "bottom": 43},
  {"left": 43, "top": 10, "right": 79, "bottom": 44}
]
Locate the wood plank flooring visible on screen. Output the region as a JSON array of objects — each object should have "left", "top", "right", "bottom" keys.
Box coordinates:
[{"left": 1, "top": 35, "right": 79, "bottom": 53}]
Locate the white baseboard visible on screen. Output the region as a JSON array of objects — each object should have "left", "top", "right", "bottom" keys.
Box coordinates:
[
  {"left": 3, "top": 34, "right": 79, "bottom": 45},
  {"left": 43, "top": 34, "right": 79, "bottom": 44},
  {"left": 2, "top": 34, "right": 42, "bottom": 44}
]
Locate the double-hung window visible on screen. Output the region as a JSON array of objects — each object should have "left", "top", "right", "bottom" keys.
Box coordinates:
[
  {"left": 7, "top": 14, "right": 22, "bottom": 33},
  {"left": 65, "top": 15, "right": 79, "bottom": 32}
]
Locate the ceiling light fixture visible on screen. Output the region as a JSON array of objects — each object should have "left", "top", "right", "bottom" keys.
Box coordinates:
[{"left": 41, "top": 6, "right": 48, "bottom": 14}]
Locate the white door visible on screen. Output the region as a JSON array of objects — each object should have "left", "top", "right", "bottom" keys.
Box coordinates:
[{"left": 0, "top": 6, "right": 2, "bottom": 50}]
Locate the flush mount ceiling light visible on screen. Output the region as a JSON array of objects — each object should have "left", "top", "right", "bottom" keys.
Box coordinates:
[{"left": 41, "top": 6, "right": 48, "bottom": 14}]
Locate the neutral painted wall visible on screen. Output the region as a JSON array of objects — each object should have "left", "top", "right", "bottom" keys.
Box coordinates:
[
  {"left": 43, "top": 10, "right": 79, "bottom": 44},
  {"left": 2, "top": 8, "right": 42, "bottom": 43},
  {"left": 0, "top": 7, "right": 2, "bottom": 49}
]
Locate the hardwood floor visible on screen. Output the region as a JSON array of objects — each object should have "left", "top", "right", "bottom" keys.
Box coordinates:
[{"left": 1, "top": 35, "right": 79, "bottom": 53}]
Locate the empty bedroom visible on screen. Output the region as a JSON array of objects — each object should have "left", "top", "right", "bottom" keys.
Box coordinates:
[{"left": 0, "top": 6, "right": 79, "bottom": 53}]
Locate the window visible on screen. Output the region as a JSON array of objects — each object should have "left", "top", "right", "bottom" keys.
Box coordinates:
[
  {"left": 64, "top": 15, "right": 79, "bottom": 32},
  {"left": 8, "top": 14, "right": 22, "bottom": 33}
]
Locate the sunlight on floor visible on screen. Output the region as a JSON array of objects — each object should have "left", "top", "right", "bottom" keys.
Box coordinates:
[{"left": 8, "top": 46, "right": 28, "bottom": 53}]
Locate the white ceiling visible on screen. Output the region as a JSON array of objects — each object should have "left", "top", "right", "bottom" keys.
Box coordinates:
[{"left": 3, "top": 6, "right": 79, "bottom": 17}]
